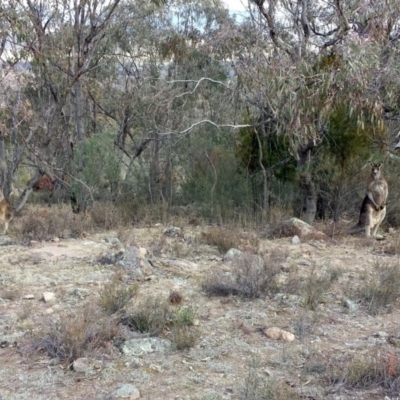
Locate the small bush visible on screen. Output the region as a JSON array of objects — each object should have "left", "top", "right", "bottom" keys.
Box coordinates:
[
  {"left": 356, "top": 261, "right": 400, "bottom": 314},
  {"left": 203, "top": 251, "right": 283, "bottom": 299},
  {"left": 200, "top": 227, "right": 259, "bottom": 254},
  {"left": 90, "top": 202, "right": 128, "bottom": 231},
  {"left": 99, "top": 280, "right": 139, "bottom": 315},
  {"left": 173, "top": 305, "right": 197, "bottom": 326},
  {"left": 121, "top": 295, "right": 171, "bottom": 335},
  {"left": 300, "top": 268, "right": 340, "bottom": 310},
  {"left": 329, "top": 350, "right": 400, "bottom": 394},
  {"left": 240, "top": 358, "right": 300, "bottom": 400},
  {"left": 169, "top": 290, "right": 184, "bottom": 304},
  {"left": 292, "top": 313, "right": 315, "bottom": 338},
  {"left": 29, "top": 305, "right": 120, "bottom": 364},
  {"left": 0, "top": 286, "right": 21, "bottom": 301},
  {"left": 171, "top": 325, "right": 199, "bottom": 350},
  {"left": 16, "top": 205, "right": 92, "bottom": 240}
]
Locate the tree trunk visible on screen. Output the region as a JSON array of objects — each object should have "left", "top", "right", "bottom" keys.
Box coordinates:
[
  {"left": 300, "top": 173, "right": 317, "bottom": 224},
  {"left": 14, "top": 169, "right": 44, "bottom": 213}
]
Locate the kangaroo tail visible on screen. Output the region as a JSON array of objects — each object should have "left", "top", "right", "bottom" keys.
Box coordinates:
[{"left": 349, "top": 221, "right": 364, "bottom": 234}]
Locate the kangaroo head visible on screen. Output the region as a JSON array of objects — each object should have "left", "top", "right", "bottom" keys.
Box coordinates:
[{"left": 370, "top": 162, "right": 382, "bottom": 179}]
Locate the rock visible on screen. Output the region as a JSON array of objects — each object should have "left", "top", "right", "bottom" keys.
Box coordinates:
[
  {"left": 283, "top": 218, "right": 328, "bottom": 240},
  {"left": 373, "top": 331, "right": 389, "bottom": 338},
  {"left": 72, "top": 358, "right": 91, "bottom": 373},
  {"left": 23, "top": 294, "right": 35, "bottom": 300},
  {"left": 42, "top": 292, "right": 56, "bottom": 303},
  {"left": 164, "top": 226, "right": 183, "bottom": 238},
  {"left": 121, "top": 338, "right": 171, "bottom": 356},
  {"left": 264, "top": 327, "right": 295, "bottom": 342},
  {"left": 97, "top": 251, "right": 124, "bottom": 265},
  {"left": 116, "top": 246, "right": 154, "bottom": 279},
  {"left": 68, "top": 288, "right": 91, "bottom": 298},
  {"left": 104, "top": 237, "right": 121, "bottom": 245},
  {"left": 291, "top": 235, "right": 301, "bottom": 245},
  {"left": 0, "top": 236, "right": 14, "bottom": 246},
  {"left": 281, "top": 330, "right": 295, "bottom": 342},
  {"left": 223, "top": 248, "right": 242, "bottom": 261},
  {"left": 343, "top": 299, "right": 358, "bottom": 312},
  {"left": 111, "top": 384, "right": 140, "bottom": 400},
  {"left": 264, "top": 327, "right": 282, "bottom": 340}
]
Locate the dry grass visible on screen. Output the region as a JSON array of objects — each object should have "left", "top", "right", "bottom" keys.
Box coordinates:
[
  {"left": 200, "top": 226, "right": 259, "bottom": 254},
  {"left": 0, "top": 286, "right": 21, "bottom": 301},
  {"left": 99, "top": 279, "right": 139, "bottom": 315},
  {"left": 121, "top": 295, "right": 172, "bottom": 335},
  {"left": 15, "top": 205, "right": 92, "bottom": 240},
  {"left": 240, "top": 357, "right": 301, "bottom": 400},
  {"left": 355, "top": 260, "right": 400, "bottom": 315},
  {"left": 27, "top": 304, "right": 121, "bottom": 364},
  {"left": 203, "top": 250, "right": 284, "bottom": 299},
  {"left": 384, "top": 232, "right": 400, "bottom": 255},
  {"left": 284, "top": 266, "right": 340, "bottom": 310},
  {"left": 328, "top": 349, "right": 400, "bottom": 395},
  {"left": 90, "top": 202, "right": 130, "bottom": 231},
  {"left": 170, "top": 325, "right": 199, "bottom": 350},
  {"left": 14, "top": 202, "right": 136, "bottom": 241}
]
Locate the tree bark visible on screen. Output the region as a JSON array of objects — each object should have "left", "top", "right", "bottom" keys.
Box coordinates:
[
  {"left": 300, "top": 173, "right": 317, "bottom": 224},
  {"left": 14, "top": 169, "right": 44, "bottom": 213}
]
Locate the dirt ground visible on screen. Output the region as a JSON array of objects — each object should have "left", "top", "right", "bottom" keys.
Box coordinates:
[{"left": 1, "top": 223, "right": 400, "bottom": 400}]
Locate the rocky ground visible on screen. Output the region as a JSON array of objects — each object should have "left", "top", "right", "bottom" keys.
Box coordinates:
[{"left": 1, "top": 220, "right": 400, "bottom": 400}]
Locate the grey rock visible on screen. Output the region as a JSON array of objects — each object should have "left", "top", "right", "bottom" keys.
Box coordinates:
[
  {"left": 283, "top": 217, "right": 328, "bottom": 239},
  {"left": 42, "top": 291, "right": 56, "bottom": 303},
  {"left": 343, "top": 299, "right": 358, "bottom": 312},
  {"left": 116, "top": 246, "right": 153, "bottom": 279},
  {"left": 223, "top": 248, "right": 242, "bottom": 261},
  {"left": 104, "top": 237, "right": 121, "bottom": 245},
  {"left": 72, "top": 357, "right": 90, "bottom": 373},
  {"left": 0, "top": 236, "right": 14, "bottom": 246},
  {"left": 164, "top": 226, "right": 183, "bottom": 238},
  {"left": 121, "top": 337, "right": 171, "bottom": 356},
  {"left": 111, "top": 384, "right": 140, "bottom": 400},
  {"left": 291, "top": 235, "right": 300, "bottom": 245},
  {"left": 98, "top": 251, "right": 124, "bottom": 265}
]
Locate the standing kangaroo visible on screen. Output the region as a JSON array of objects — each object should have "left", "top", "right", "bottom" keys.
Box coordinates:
[{"left": 350, "top": 163, "right": 388, "bottom": 238}]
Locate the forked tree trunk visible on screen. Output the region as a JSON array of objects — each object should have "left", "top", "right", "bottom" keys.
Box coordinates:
[{"left": 14, "top": 169, "right": 44, "bottom": 213}]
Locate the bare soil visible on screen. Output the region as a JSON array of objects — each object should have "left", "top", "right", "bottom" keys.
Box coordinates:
[{"left": 1, "top": 224, "right": 400, "bottom": 400}]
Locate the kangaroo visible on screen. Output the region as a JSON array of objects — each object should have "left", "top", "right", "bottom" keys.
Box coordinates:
[
  {"left": 350, "top": 163, "right": 388, "bottom": 238},
  {"left": 0, "top": 189, "right": 13, "bottom": 234}
]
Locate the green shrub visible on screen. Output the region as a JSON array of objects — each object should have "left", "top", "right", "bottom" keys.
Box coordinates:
[{"left": 99, "top": 280, "right": 139, "bottom": 315}]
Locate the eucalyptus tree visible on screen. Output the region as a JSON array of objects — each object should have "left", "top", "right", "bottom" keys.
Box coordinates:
[
  {"left": 234, "top": 0, "right": 400, "bottom": 222},
  {"left": 95, "top": 0, "right": 237, "bottom": 207},
  {"left": 0, "top": 0, "right": 128, "bottom": 212}
]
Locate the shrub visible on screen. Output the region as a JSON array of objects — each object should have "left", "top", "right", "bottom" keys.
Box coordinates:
[
  {"left": 121, "top": 295, "right": 171, "bottom": 335},
  {"left": 284, "top": 266, "right": 340, "bottom": 310},
  {"left": 356, "top": 261, "right": 400, "bottom": 314},
  {"left": 29, "top": 305, "right": 120, "bottom": 364},
  {"left": 16, "top": 205, "right": 92, "bottom": 240},
  {"left": 173, "top": 305, "right": 197, "bottom": 326},
  {"left": 203, "top": 251, "right": 283, "bottom": 299},
  {"left": 240, "top": 357, "right": 300, "bottom": 400},
  {"left": 200, "top": 227, "right": 259, "bottom": 255},
  {"left": 99, "top": 280, "right": 139, "bottom": 315},
  {"left": 329, "top": 349, "right": 400, "bottom": 395},
  {"left": 170, "top": 325, "right": 199, "bottom": 350}
]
